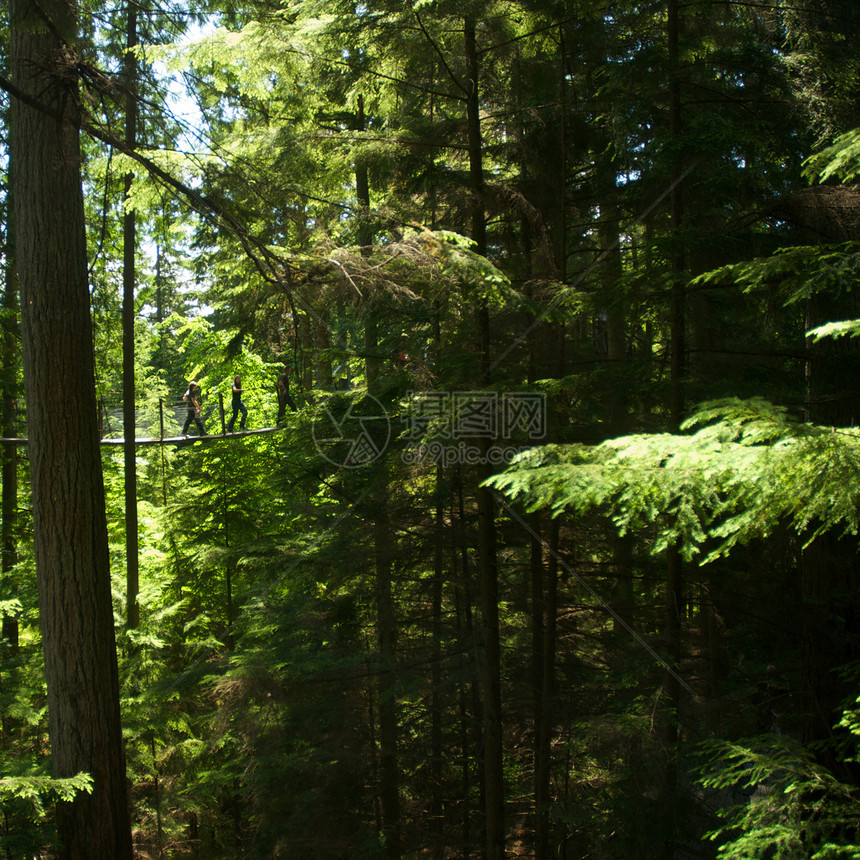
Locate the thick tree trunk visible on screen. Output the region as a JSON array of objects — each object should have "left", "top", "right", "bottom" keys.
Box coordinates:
[{"left": 8, "top": 2, "right": 133, "bottom": 857}]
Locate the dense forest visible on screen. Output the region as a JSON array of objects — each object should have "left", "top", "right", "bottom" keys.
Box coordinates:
[{"left": 3, "top": 0, "right": 860, "bottom": 857}]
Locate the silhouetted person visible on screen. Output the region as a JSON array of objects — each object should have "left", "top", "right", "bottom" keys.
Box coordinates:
[
  {"left": 226, "top": 374, "right": 248, "bottom": 433},
  {"left": 182, "top": 381, "right": 206, "bottom": 436},
  {"left": 276, "top": 367, "right": 296, "bottom": 422}
]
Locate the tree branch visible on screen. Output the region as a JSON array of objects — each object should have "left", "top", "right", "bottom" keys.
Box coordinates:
[{"left": 0, "top": 70, "right": 294, "bottom": 301}]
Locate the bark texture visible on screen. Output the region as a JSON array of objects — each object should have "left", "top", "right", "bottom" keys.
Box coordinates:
[{"left": 8, "top": 1, "right": 133, "bottom": 856}]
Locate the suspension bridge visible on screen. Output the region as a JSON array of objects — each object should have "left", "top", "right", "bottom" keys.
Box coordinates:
[{"left": 0, "top": 389, "right": 289, "bottom": 447}]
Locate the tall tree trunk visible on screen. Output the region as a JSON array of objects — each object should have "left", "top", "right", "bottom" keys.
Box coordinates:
[
  {"left": 355, "top": 101, "right": 380, "bottom": 390},
  {"left": 589, "top": 16, "right": 627, "bottom": 429},
  {"left": 596, "top": 173, "right": 636, "bottom": 636},
  {"left": 367, "top": 447, "right": 401, "bottom": 859},
  {"left": 530, "top": 512, "right": 546, "bottom": 845},
  {"left": 465, "top": 18, "right": 487, "bottom": 259},
  {"left": 663, "top": 0, "right": 686, "bottom": 855},
  {"left": 223, "top": 475, "right": 235, "bottom": 653},
  {"left": 1, "top": 186, "right": 19, "bottom": 650},
  {"left": 374, "top": 506, "right": 401, "bottom": 859},
  {"left": 668, "top": 0, "right": 685, "bottom": 431},
  {"left": 522, "top": 192, "right": 549, "bottom": 860},
  {"left": 535, "top": 38, "right": 570, "bottom": 853},
  {"left": 8, "top": 2, "right": 133, "bottom": 856},
  {"left": 123, "top": 1, "right": 140, "bottom": 630},
  {"left": 535, "top": 324, "right": 566, "bottom": 860},
  {"left": 366, "top": 305, "right": 400, "bottom": 857},
  {"left": 430, "top": 305, "right": 445, "bottom": 838},
  {"left": 316, "top": 320, "right": 333, "bottom": 389},
  {"left": 465, "top": 15, "right": 504, "bottom": 859},
  {"left": 430, "top": 463, "right": 445, "bottom": 836},
  {"left": 355, "top": 94, "right": 373, "bottom": 252},
  {"left": 453, "top": 469, "right": 483, "bottom": 858},
  {"left": 597, "top": 187, "right": 627, "bottom": 426},
  {"left": 801, "top": 298, "right": 860, "bottom": 763},
  {"left": 536, "top": 520, "right": 560, "bottom": 859},
  {"left": 300, "top": 313, "right": 314, "bottom": 393}
]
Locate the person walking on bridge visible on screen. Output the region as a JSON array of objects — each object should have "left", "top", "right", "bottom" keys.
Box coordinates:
[
  {"left": 227, "top": 374, "right": 248, "bottom": 433},
  {"left": 276, "top": 367, "right": 297, "bottom": 423},
  {"left": 182, "top": 381, "right": 206, "bottom": 436}
]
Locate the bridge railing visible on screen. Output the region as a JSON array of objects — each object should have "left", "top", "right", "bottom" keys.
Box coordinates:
[
  {"left": 1, "top": 385, "right": 290, "bottom": 444},
  {"left": 97, "top": 386, "right": 283, "bottom": 442}
]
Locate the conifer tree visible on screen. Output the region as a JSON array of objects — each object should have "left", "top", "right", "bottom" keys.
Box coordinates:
[{"left": 8, "top": 0, "right": 133, "bottom": 855}]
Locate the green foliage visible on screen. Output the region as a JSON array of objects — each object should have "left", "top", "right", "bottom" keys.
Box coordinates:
[
  {"left": 488, "top": 398, "right": 860, "bottom": 562},
  {"left": 808, "top": 319, "right": 860, "bottom": 342},
  {"left": 0, "top": 597, "right": 22, "bottom": 619},
  {"left": 699, "top": 734, "right": 860, "bottom": 858},
  {"left": 6, "top": 0, "right": 860, "bottom": 855},
  {"left": 421, "top": 229, "right": 515, "bottom": 304},
  {"left": 803, "top": 128, "right": 860, "bottom": 184},
  {"left": 0, "top": 770, "right": 92, "bottom": 855},
  {"left": 0, "top": 772, "right": 93, "bottom": 812},
  {"left": 690, "top": 244, "right": 860, "bottom": 306}
]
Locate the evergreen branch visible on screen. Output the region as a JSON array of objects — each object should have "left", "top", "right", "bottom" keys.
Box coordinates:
[
  {"left": 412, "top": 8, "right": 469, "bottom": 99},
  {"left": 157, "top": 483, "right": 377, "bottom": 700},
  {"left": 491, "top": 398, "right": 860, "bottom": 563},
  {"left": 0, "top": 72, "right": 291, "bottom": 299},
  {"left": 0, "top": 70, "right": 357, "bottom": 357},
  {"left": 329, "top": 58, "right": 464, "bottom": 103},
  {"left": 807, "top": 319, "right": 860, "bottom": 342}
]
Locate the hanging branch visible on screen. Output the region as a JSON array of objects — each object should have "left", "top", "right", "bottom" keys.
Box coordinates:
[{"left": 0, "top": 69, "right": 299, "bottom": 322}]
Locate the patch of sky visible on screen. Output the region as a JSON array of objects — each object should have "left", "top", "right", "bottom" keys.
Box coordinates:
[
  {"left": 616, "top": 169, "right": 641, "bottom": 186},
  {"left": 161, "top": 20, "right": 220, "bottom": 137},
  {"left": 137, "top": 18, "right": 223, "bottom": 318}
]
